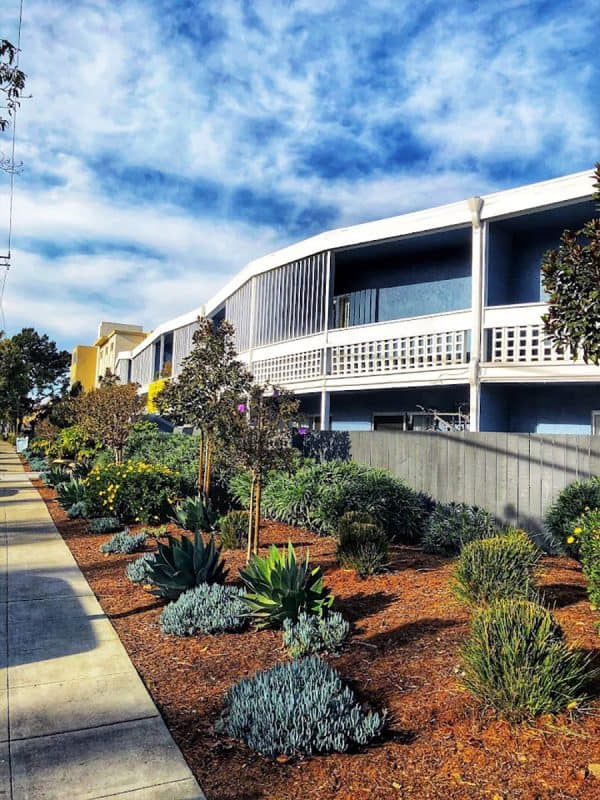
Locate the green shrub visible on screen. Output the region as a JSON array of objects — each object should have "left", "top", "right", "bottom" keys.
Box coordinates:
[
  {"left": 27, "top": 455, "right": 48, "bottom": 472},
  {"left": 100, "top": 530, "right": 147, "bottom": 554},
  {"left": 124, "top": 421, "right": 199, "bottom": 496},
  {"left": 52, "top": 424, "right": 98, "bottom": 461},
  {"left": 67, "top": 501, "right": 88, "bottom": 519},
  {"left": 42, "top": 464, "right": 71, "bottom": 487},
  {"left": 139, "top": 524, "right": 169, "bottom": 540},
  {"left": 147, "top": 532, "right": 227, "bottom": 600},
  {"left": 171, "top": 495, "right": 216, "bottom": 533},
  {"left": 461, "top": 599, "right": 590, "bottom": 720},
  {"left": 84, "top": 460, "right": 180, "bottom": 523},
  {"left": 422, "top": 502, "right": 495, "bottom": 556},
  {"left": 125, "top": 552, "right": 157, "bottom": 584},
  {"left": 572, "top": 509, "right": 600, "bottom": 610},
  {"left": 282, "top": 611, "right": 349, "bottom": 657},
  {"left": 219, "top": 510, "right": 249, "bottom": 550},
  {"left": 240, "top": 543, "right": 333, "bottom": 629},
  {"left": 159, "top": 584, "right": 247, "bottom": 636},
  {"left": 231, "top": 461, "right": 428, "bottom": 542},
  {"left": 452, "top": 530, "right": 540, "bottom": 606},
  {"left": 56, "top": 479, "right": 87, "bottom": 510},
  {"left": 216, "top": 655, "right": 385, "bottom": 757},
  {"left": 88, "top": 516, "right": 122, "bottom": 534},
  {"left": 545, "top": 477, "right": 600, "bottom": 556},
  {"left": 336, "top": 514, "right": 389, "bottom": 577}
]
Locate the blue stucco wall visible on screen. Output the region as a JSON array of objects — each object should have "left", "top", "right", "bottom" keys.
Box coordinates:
[
  {"left": 480, "top": 383, "right": 600, "bottom": 433},
  {"left": 299, "top": 386, "right": 469, "bottom": 431},
  {"left": 335, "top": 245, "right": 471, "bottom": 323}
]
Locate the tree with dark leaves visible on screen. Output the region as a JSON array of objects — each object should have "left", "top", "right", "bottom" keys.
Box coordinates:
[{"left": 542, "top": 164, "right": 600, "bottom": 364}]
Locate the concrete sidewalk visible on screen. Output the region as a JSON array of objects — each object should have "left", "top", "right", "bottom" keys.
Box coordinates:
[{"left": 0, "top": 443, "right": 205, "bottom": 800}]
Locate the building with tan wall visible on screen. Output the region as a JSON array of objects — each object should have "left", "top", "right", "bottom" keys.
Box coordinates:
[{"left": 70, "top": 322, "right": 148, "bottom": 391}]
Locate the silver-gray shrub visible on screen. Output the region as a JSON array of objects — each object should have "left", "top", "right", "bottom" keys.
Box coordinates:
[
  {"left": 88, "top": 516, "right": 122, "bottom": 534},
  {"left": 67, "top": 500, "right": 88, "bottom": 519},
  {"left": 100, "top": 530, "right": 147, "bottom": 554},
  {"left": 126, "top": 552, "right": 157, "bottom": 584},
  {"left": 159, "top": 584, "right": 247, "bottom": 636},
  {"left": 216, "top": 655, "right": 385, "bottom": 757},
  {"left": 282, "top": 611, "right": 349, "bottom": 658}
]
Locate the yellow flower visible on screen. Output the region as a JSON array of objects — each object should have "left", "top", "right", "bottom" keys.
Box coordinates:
[
  {"left": 566, "top": 536, "right": 575, "bottom": 544},
  {"left": 573, "top": 527, "right": 582, "bottom": 535},
  {"left": 566, "top": 701, "right": 578, "bottom": 710}
]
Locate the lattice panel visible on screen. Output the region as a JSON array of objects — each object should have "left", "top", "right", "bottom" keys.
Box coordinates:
[
  {"left": 251, "top": 349, "right": 323, "bottom": 385},
  {"left": 487, "top": 325, "right": 582, "bottom": 363},
  {"left": 330, "top": 331, "right": 468, "bottom": 377}
]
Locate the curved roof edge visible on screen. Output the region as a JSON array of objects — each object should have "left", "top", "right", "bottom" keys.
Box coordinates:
[{"left": 130, "top": 168, "right": 595, "bottom": 359}]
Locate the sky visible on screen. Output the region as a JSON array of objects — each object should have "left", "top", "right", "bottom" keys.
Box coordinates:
[{"left": 0, "top": 0, "right": 598, "bottom": 352}]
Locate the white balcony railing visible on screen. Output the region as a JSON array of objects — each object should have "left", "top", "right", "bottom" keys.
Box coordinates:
[
  {"left": 251, "top": 349, "right": 323, "bottom": 385},
  {"left": 486, "top": 324, "right": 583, "bottom": 364},
  {"left": 329, "top": 330, "right": 469, "bottom": 377}
]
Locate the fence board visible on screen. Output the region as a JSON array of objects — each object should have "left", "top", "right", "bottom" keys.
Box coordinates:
[{"left": 348, "top": 431, "right": 600, "bottom": 532}]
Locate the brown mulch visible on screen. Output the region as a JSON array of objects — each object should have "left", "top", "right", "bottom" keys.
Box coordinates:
[{"left": 27, "top": 468, "right": 600, "bottom": 800}]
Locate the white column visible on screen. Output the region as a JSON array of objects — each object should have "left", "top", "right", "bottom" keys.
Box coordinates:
[
  {"left": 320, "top": 389, "right": 330, "bottom": 431},
  {"left": 467, "top": 197, "right": 485, "bottom": 432}
]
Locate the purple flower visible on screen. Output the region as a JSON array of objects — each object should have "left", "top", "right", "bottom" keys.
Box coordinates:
[
  {"left": 237, "top": 403, "right": 246, "bottom": 413},
  {"left": 297, "top": 426, "right": 308, "bottom": 436}
]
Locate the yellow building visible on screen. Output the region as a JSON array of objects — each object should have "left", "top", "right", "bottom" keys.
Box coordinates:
[
  {"left": 94, "top": 322, "right": 147, "bottom": 386},
  {"left": 70, "top": 322, "right": 148, "bottom": 392},
  {"left": 70, "top": 345, "right": 98, "bottom": 393}
]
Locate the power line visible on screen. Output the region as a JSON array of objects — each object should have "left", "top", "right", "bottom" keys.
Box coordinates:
[{"left": 0, "top": 0, "right": 24, "bottom": 331}]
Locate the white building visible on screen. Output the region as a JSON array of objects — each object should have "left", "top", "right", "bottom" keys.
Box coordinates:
[{"left": 118, "top": 169, "right": 600, "bottom": 434}]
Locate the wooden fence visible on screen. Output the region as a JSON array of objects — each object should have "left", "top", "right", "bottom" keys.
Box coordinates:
[{"left": 348, "top": 432, "right": 600, "bottom": 532}]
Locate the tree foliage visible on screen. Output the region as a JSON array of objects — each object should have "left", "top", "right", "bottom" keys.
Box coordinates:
[
  {"left": 0, "top": 328, "right": 70, "bottom": 430},
  {"left": 1, "top": 39, "right": 26, "bottom": 172},
  {"left": 77, "top": 382, "right": 143, "bottom": 462},
  {"left": 227, "top": 384, "right": 300, "bottom": 558},
  {"left": 541, "top": 163, "right": 600, "bottom": 364},
  {"left": 155, "top": 317, "right": 251, "bottom": 493}
]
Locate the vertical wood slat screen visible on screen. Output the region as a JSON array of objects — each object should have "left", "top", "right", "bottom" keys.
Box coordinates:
[
  {"left": 173, "top": 321, "right": 200, "bottom": 376},
  {"left": 225, "top": 281, "right": 253, "bottom": 353},
  {"left": 131, "top": 345, "right": 153, "bottom": 386}
]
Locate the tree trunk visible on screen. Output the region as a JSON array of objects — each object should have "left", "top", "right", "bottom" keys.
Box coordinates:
[
  {"left": 253, "top": 476, "right": 262, "bottom": 556},
  {"left": 246, "top": 476, "right": 256, "bottom": 563},
  {"left": 197, "top": 430, "right": 204, "bottom": 493},
  {"left": 203, "top": 440, "right": 212, "bottom": 498}
]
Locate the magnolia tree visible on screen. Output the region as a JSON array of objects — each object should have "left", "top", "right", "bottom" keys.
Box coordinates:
[
  {"left": 542, "top": 163, "right": 600, "bottom": 364},
  {"left": 155, "top": 317, "right": 251, "bottom": 495},
  {"left": 77, "top": 382, "right": 143, "bottom": 463},
  {"left": 228, "top": 384, "right": 300, "bottom": 560}
]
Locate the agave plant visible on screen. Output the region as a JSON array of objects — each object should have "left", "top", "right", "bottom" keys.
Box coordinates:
[
  {"left": 239, "top": 542, "right": 334, "bottom": 629},
  {"left": 147, "top": 531, "right": 228, "bottom": 600},
  {"left": 171, "top": 495, "right": 217, "bottom": 533},
  {"left": 56, "top": 478, "right": 87, "bottom": 510},
  {"left": 42, "top": 464, "right": 72, "bottom": 487}
]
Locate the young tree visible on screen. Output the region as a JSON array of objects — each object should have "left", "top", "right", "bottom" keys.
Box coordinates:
[
  {"left": 542, "top": 163, "right": 600, "bottom": 364},
  {"left": 77, "top": 382, "right": 143, "bottom": 463},
  {"left": 228, "top": 384, "right": 300, "bottom": 560},
  {"left": 155, "top": 317, "right": 251, "bottom": 495}
]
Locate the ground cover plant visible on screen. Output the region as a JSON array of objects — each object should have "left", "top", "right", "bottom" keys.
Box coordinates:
[
  {"left": 88, "top": 516, "right": 122, "bottom": 534},
  {"left": 239, "top": 542, "right": 333, "bottom": 628},
  {"left": 452, "top": 529, "right": 540, "bottom": 606},
  {"left": 282, "top": 611, "right": 349, "bottom": 657},
  {"left": 125, "top": 552, "right": 157, "bottom": 584},
  {"left": 67, "top": 500, "right": 87, "bottom": 519},
  {"left": 31, "top": 468, "right": 600, "bottom": 800},
  {"left": 160, "top": 584, "right": 247, "bottom": 636},
  {"left": 422, "top": 502, "right": 495, "bottom": 556},
  {"left": 544, "top": 476, "right": 600, "bottom": 556},
  {"left": 461, "top": 598, "right": 591, "bottom": 721},
  {"left": 216, "top": 655, "right": 385, "bottom": 757},
  {"left": 100, "top": 530, "right": 147, "bottom": 554}
]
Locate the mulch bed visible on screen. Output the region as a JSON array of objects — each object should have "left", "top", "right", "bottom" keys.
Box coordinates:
[{"left": 27, "top": 466, "right": 600, "bottom": 800}]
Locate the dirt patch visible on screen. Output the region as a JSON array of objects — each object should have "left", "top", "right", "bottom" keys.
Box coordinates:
[{"left": 33, "top": 476, "right": 600, "bottom": 800}]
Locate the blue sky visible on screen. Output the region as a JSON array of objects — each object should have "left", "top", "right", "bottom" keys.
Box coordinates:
[{"left": 0, "top": 0, "right": 598, "bottom": 350}]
